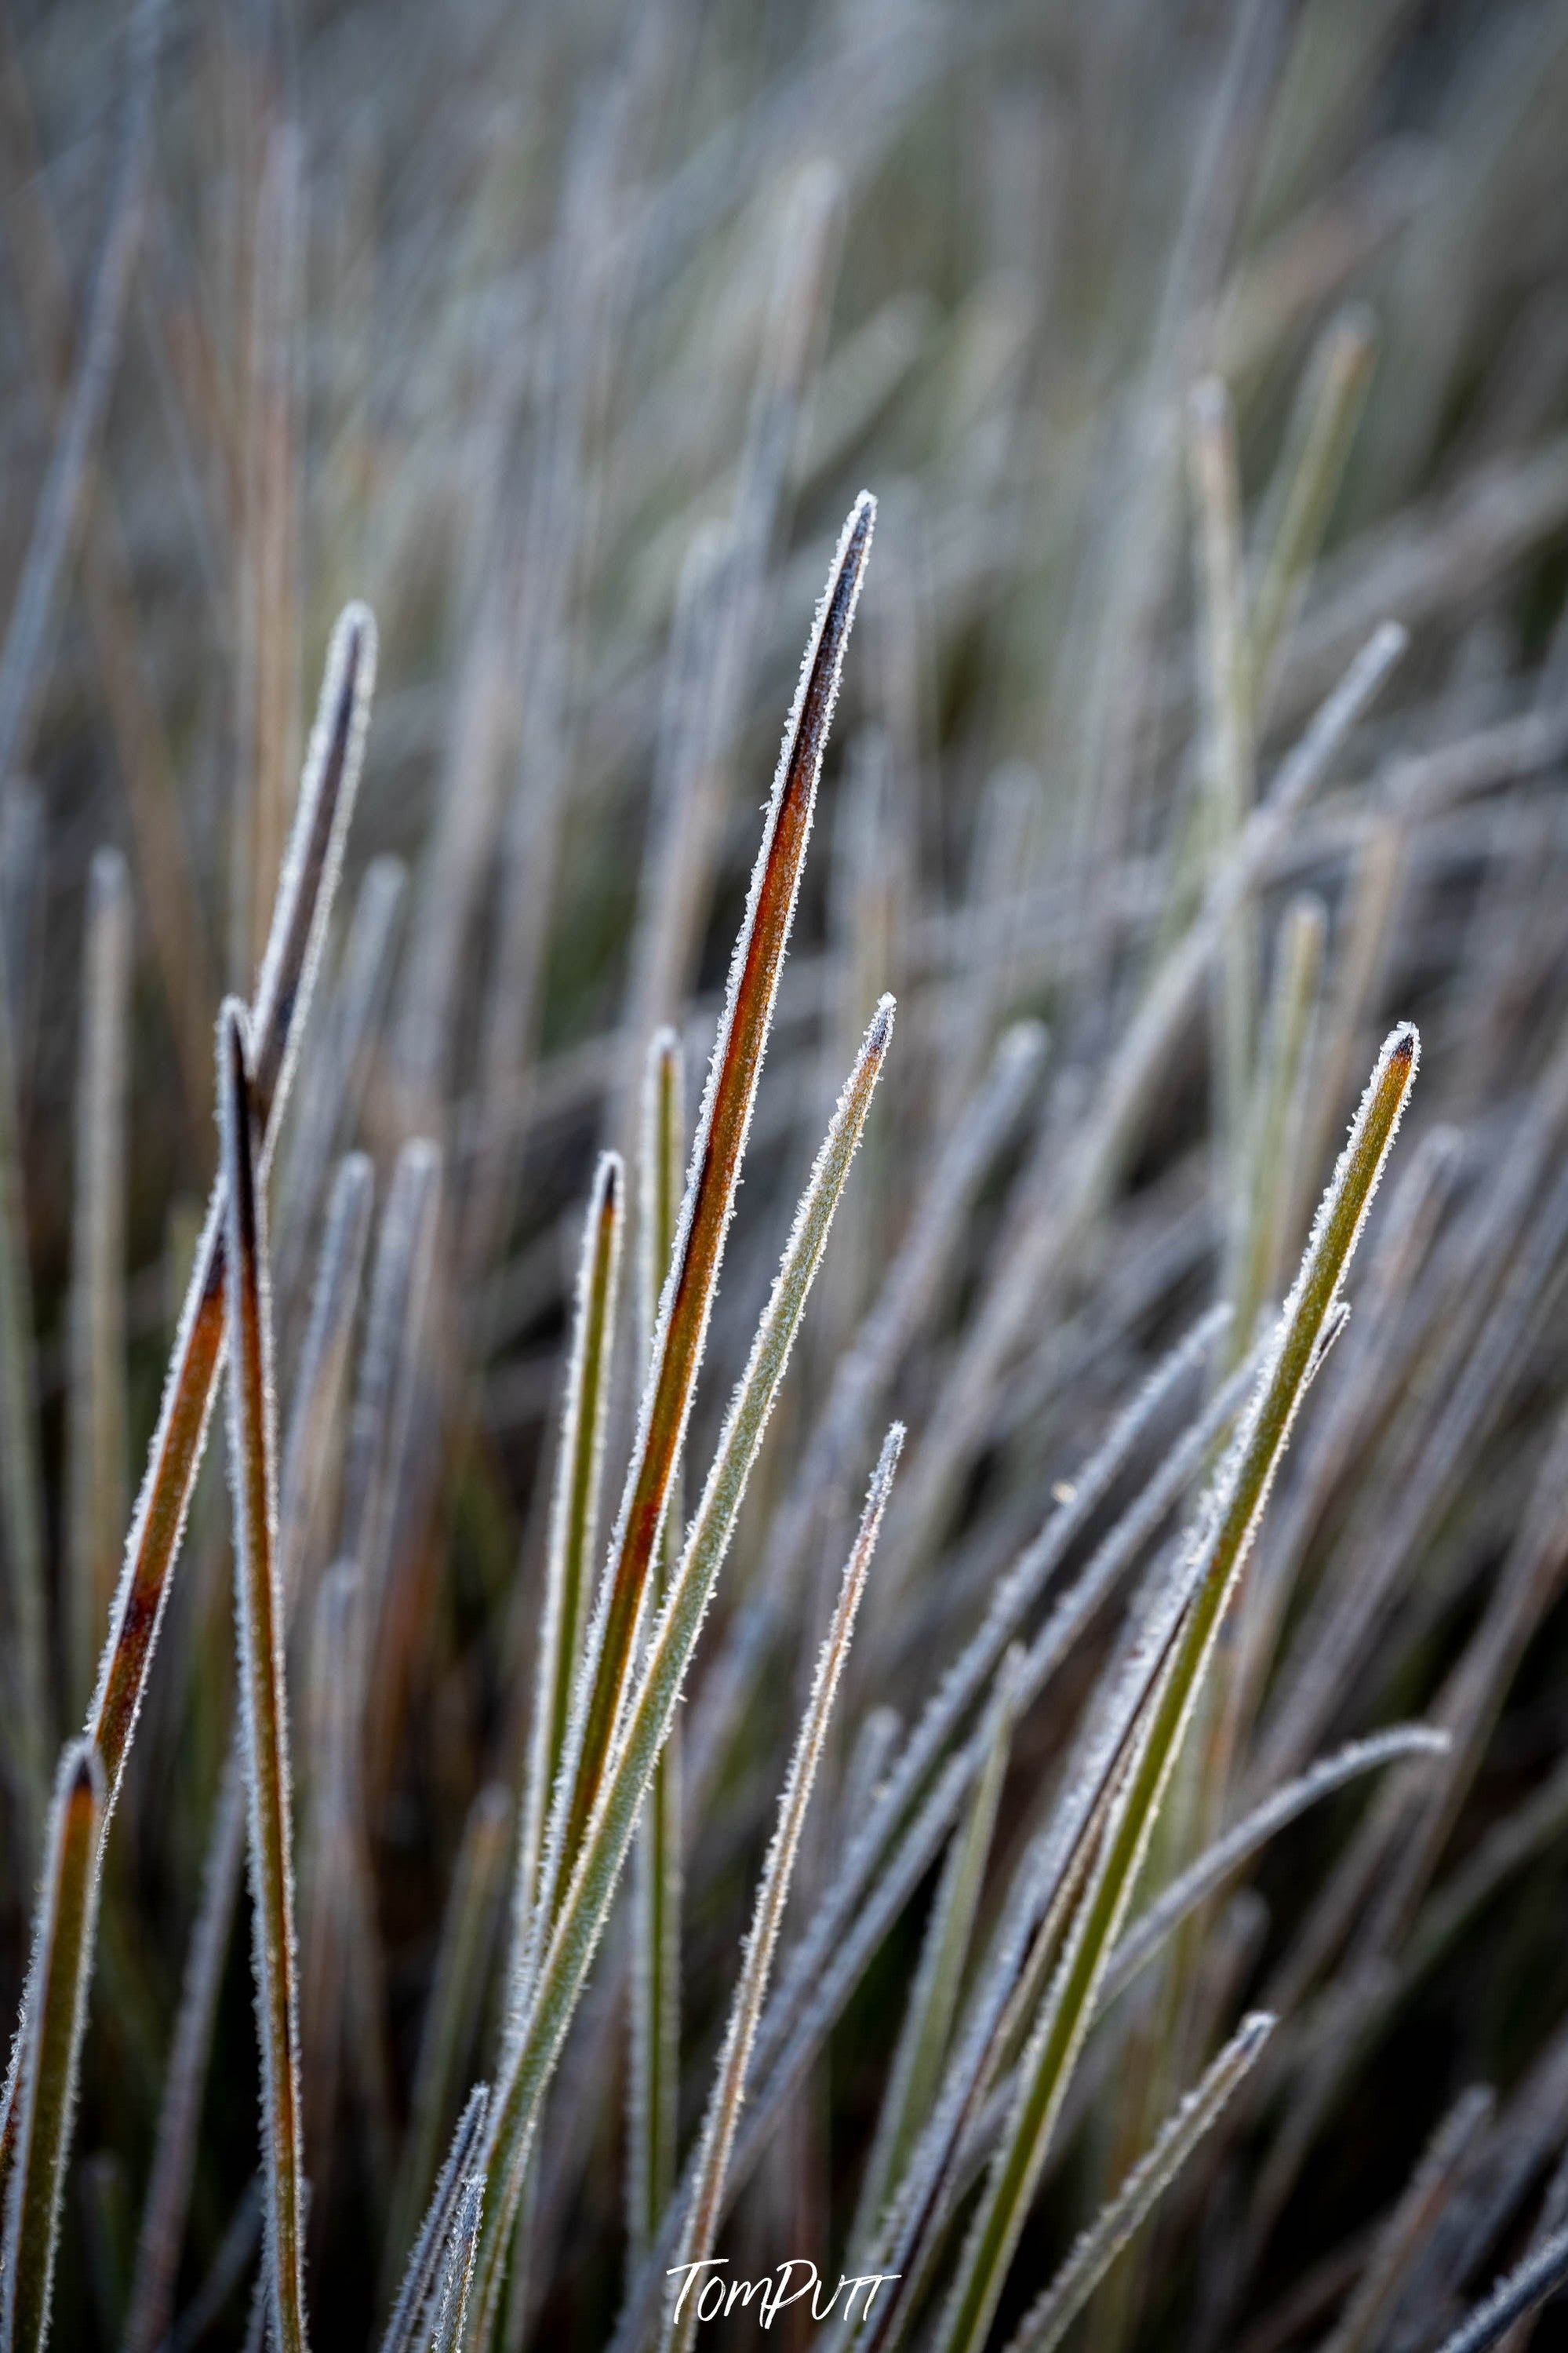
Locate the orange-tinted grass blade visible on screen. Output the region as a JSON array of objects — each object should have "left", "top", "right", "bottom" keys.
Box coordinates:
[
  {"left": 0, "top": 1739, "right": 105, "bottom": 2353},
  {"left": 552, "top": 493, "right": 874, "bottom": 1901},
  {"left": 220, "top": 1003, "right": 309, "bottom": 2353}
]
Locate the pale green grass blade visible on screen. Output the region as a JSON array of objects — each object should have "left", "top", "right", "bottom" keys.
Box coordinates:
[
  {"left": 999, "top": 2014, "right": 1275, "bottom": 2353},
  {"left": 930, "top": 1024, "right": 1418, "bottom": 2353},
  {"left": 515, "top": 1151, "right": 624, "bottom": 1947},
  {"left": 1250, "top": 305, "right": 1377, "bottom": 708},
  {"left": 662, "top": 1424, "right": 902, "bottom": 2353}
]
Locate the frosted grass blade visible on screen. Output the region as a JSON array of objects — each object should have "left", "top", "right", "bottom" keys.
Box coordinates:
[
  {"left": 0, "top": 1739, "right": 104, "bottom": 2353},
  {"left": 930, "top": 1025, "right": 1418, "bottom": 2353},
  {"left": 662, "top": 1426, "right": 903, "bottom": 2353},
  {"left": 382, "top": 2087, "right": 490, "bottom": 2353},
  {"left": 219, "top": 1003, "right": 309, "bottom": 2353},
  {"left": 123, "top": 1150, "right": 372, "bottom": 2353},
  {"left": 629, "top": 1029, "right": 686, "bottom": 2262},
  {"left": 515, "top": 1153, "right": 625, "bottom": 1944},
  {"left": 384, "top": 1787, "right": 511, "bottom": 2316},
  {"left": 546, "top": 492, "right": 874, "bottom": 1906},
  {"left": 999, "top": 2013, "right": 1275, "bottom": 2353},
  {"left": 471, "top": 995, "right": 894, "bottom": 2344},
  {"left": 89, "top": 600, "right": 377, "bottom": 1802}
]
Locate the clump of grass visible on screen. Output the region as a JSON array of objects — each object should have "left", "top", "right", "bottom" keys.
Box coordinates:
[{"left": 6, "top": 9, "right": 1568, "bottom": 2353}]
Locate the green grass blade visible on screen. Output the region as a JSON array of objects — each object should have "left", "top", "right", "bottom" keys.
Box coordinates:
[
  {"left": 515, "top": 1151, "right": 624, "bottom": 1945},
  {"left": 931, "top": 1023, "right": 1418, "bottom": 2353},
  {"left": 1250, "top": 304, "right": 1377, "bottom": 708},
  {"left": 471, "top": 993, "right": 894, "bottom": 2346},
  {"left": 663, "top": 1425, "right": 902, "bottom": 2353},
  {"left": 999, "top": 2013, "right": 1275, "bottom": 2353},
  {"left": 0, "top": 1738, "right": 105, "bottom": 2353},
  {"left": 219, "top": 1001, "right": 309, "bottom": 2353}
]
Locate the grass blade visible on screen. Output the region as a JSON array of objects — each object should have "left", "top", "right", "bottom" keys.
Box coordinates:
[
  {"left": 382, "top": 2087, "right": 490, "bottom": 2353},
  {"left": 0, "top": 915, "right": 49, "bottom": 1852},
  {"left": 1250, "top": 304, "right": 1377, "bottom": 708},
  {"left": 123, "top": 1149, "right": 373, "bottom": 2353},
  {"left": 546, "top": 491, "right": 875, "bottom": 1897},
  {"left": 385, "top": 1787, "right": 511, "bottom": 2318},
  {"left": 0, "top": 0, "right": 162, "bottom": 791},
  {"left": 219, "top": 1001, "right": 309, "bottom": 2353},
  {"left": 515, "top": 1152, "right": 625, "bottom": 1943},
  {"left": 662, "top": 1425, "right": 902, "bottom": 2353},
  {"left": 1098, "top": 1725, "right": 1450, "bottom": 2015},
  {"left": 89, "top": 599, "right": 377, "bottom": 1801},
  {"left": 1424, "top": 2220, "right": 1568, "bottom": 2353},
  {"left": 0, "top": 1739, "right": 105, "bottom": 2353},
  {"left": 472, "top": 993, "right": 894, "bottom": 2344},
  {"left": 629, "top": 1029, "right": 686, "bottom": 2263},
  {"left": 931, "top": 1023, "right": 1418, "bottom": 2353},
  {"left": 999, "top": 2013, "right": 1275, "bottom": 2353},
  {"left": 1318, "top": 2083, "right": 1495, "bottom": 2353},
  {"left": 851, "top": 1648, "right": 1022, "bottom": 2264},
  {"left": 66, "top": 847, "right": 132, "bottom": 1721}
]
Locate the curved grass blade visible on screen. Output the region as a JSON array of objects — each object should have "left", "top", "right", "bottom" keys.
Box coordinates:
[
  {"left": 999, "top": 2013, "right": 1275, "bottom": 2353},
  {"left": 1098, "top": 1725, "right": 1450, "bottom": 2014},
  {"left": 629, "top": 1029, "right": 686, "bottom": 2263},
  {"left": 515, "top": 1152, "right": 625, "bottom": 1945},
  {"left": 662, "top": 1426, "right": 903, "bottom": 2353},
  {"left": 219, "top": 1002, "right": 308, "bottom": 2353},
  {"left": 471, "top": 994, "right": 894, "bottom": 2345},
  {"left": 544, "top": 492, "right": 875, "bottom": 1903},
  {"left": 930, "top": 1024, "right": 1419, "bottom": 2353},
  {"left": 0, "top": 1739, "right": 104, "bottom": 2353}
]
